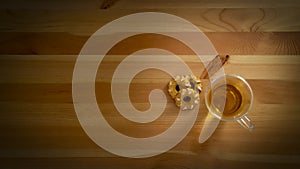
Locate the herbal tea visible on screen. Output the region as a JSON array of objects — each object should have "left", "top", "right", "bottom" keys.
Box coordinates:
[
  {"left": 205, "top": 74, "right": 254, "bottom": 130},
  {"left": 206, "top": 84, "right": 243, "bottom": 119}
]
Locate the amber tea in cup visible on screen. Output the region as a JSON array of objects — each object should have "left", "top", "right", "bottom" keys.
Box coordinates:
[{"left": 205, "top": 74, "right": 254, "bottom": 131}]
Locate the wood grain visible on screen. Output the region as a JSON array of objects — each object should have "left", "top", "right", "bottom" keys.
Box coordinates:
[
  {"left": 0, "top": 32, "right": 300, "bottom": 55},
  {"left": 1, "top": 0, "right": 300, "bottom": 9},
  {"left": 0, "top": 8, "right": 299, "bottom": 34},
  {"left": 0, "top": 55, "right": 299, "bottom": 84},
  {"left": 0, "top": 0, "right": 300, "bottom": 168}
]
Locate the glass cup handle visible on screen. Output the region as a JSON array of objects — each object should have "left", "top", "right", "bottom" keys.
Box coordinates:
[{"left": 237, "top": 116, "right": 254, "bottom": 132}]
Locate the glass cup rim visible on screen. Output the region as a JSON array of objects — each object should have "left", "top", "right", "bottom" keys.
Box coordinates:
[{"left": 204, "top": 74, "right": 254, "bottom": 122}]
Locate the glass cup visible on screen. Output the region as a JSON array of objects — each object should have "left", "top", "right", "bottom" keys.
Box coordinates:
[{"left": 205, "top": 74, "right": 254, "bottom": 131}]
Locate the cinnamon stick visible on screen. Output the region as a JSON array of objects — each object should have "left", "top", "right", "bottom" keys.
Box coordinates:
[
  {"left": 100, "top": 0, "right": 119, "bottom": 9},
  {"left": 200, "top": 55, "right": 229, "bottom": 79}
]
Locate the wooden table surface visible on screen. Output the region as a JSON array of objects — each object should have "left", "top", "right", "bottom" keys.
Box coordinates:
[{"left": 1, "top": 0, "right": 300, "bottom": 168}]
